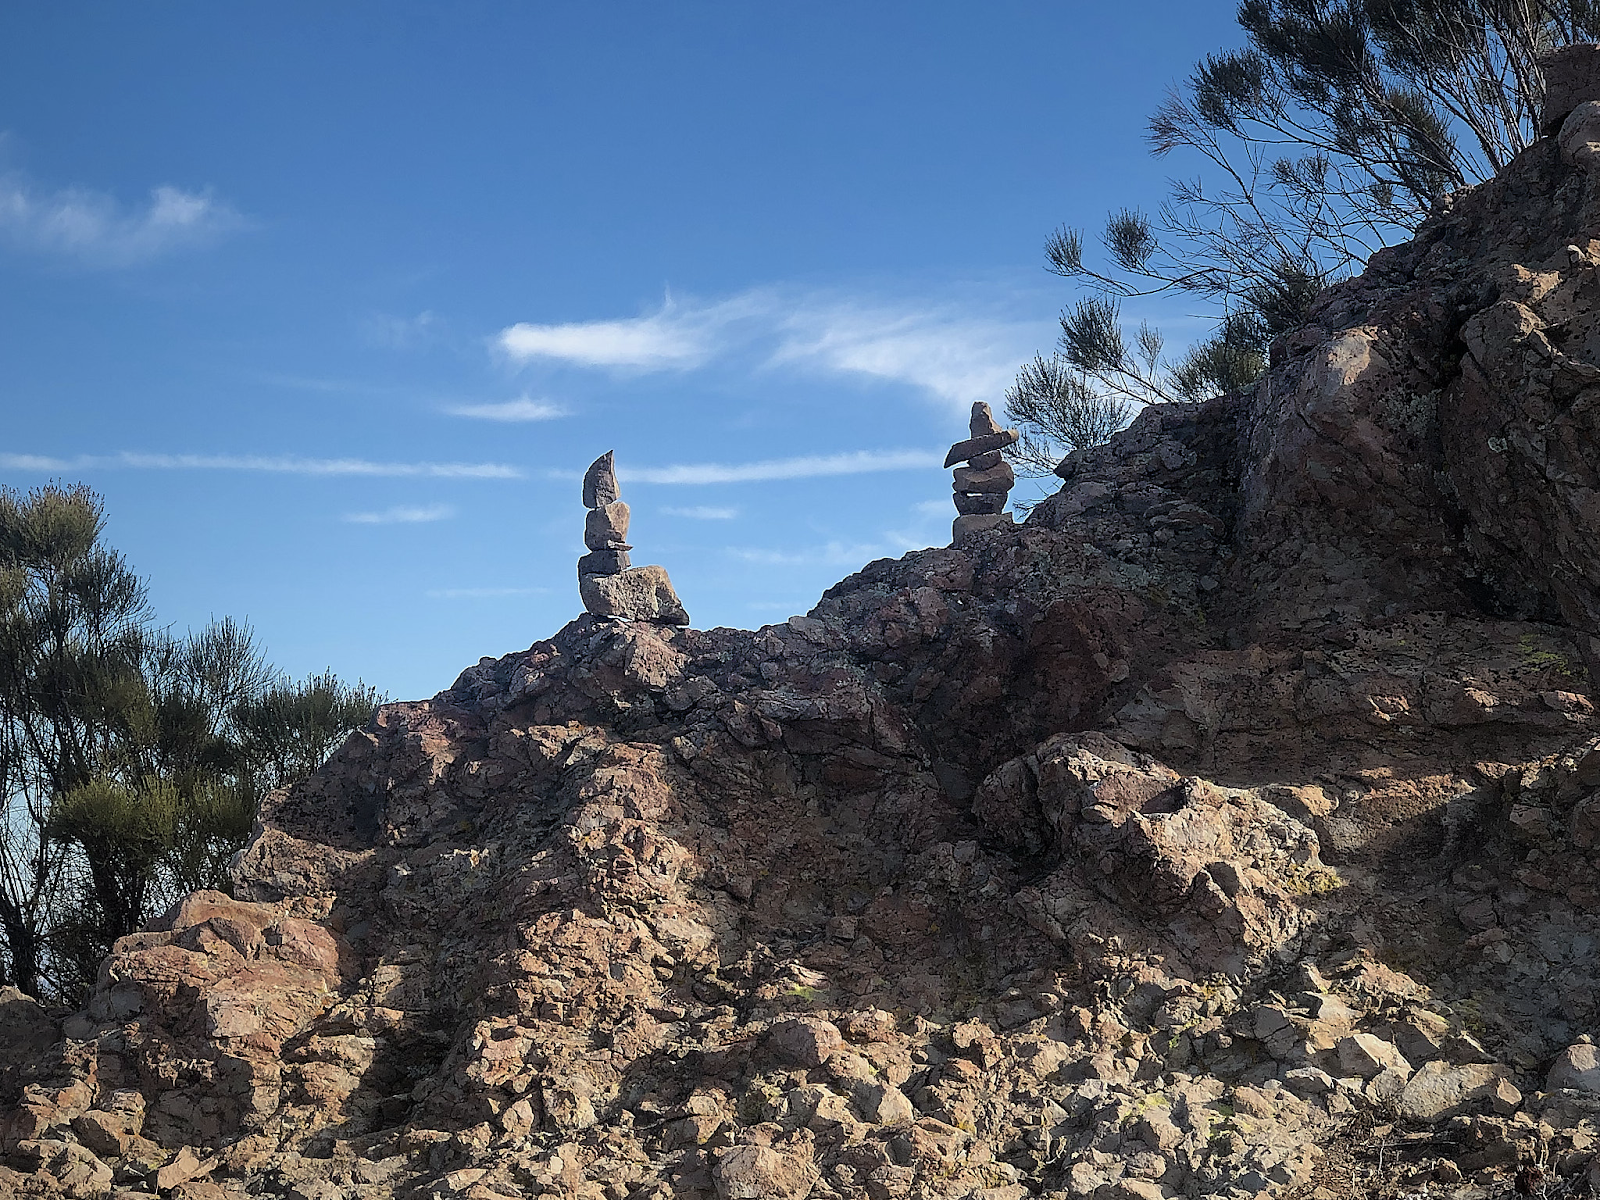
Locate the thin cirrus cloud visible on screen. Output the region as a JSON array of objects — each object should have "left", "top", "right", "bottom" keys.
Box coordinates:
[
  {"left": 618, "top": 449, "right": 940, "bottom": 486},
  {"left": 728, "top": 540, "right": 889, "bottom": 567},
  {"left": 443, "top": 395, "right": 566, "bottom": 422},
  {"left": 496, "top": 288, "right": 1050, "bottom": 415},
  {"left": 497, "top": 293, "right": 762, "bottom": 369},
  {"left": 342, "top": 504, "right": 455, "bottom": 525},
  {"left": 662, "top": 505, "right": 738, "bottom": 520},
  {"left": 772, "top": 302, "right": 1029, "bottom": 411},
  {"left": 0, "top": 165, "right": 245, "bottom": 267},
  {"left": 0, "top": 451, "right": 522, "bottom": 479}
]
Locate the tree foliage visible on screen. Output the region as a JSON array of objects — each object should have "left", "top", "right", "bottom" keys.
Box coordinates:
[
  {"left": 0, "top": 484, "right": 381, "bottom": 1000},
  {"left": 1011, "top": 0, "right": 1600, "bottom": 466},
  {"left": 1003, "top": 354, "right": 1136, "bottom": 476}
]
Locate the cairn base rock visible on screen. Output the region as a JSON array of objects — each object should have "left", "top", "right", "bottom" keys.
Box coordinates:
[
  {"left": 579, "top": 565, "right": 689, "bottom": 624},
  {"left": 952, "top": 511, "right": 1014, "bottom": 543}
]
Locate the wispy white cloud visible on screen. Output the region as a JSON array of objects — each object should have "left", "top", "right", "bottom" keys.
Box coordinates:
[
  {"left": 620, "top": 448, "right": 939, "bottom": 485},
  {"left": 772, "top": 302, "right": 1027, "bottom": 410},
  {"left": 0, "top": 167, "right": 244, "bottom": 266},
  {"left": 663, "top": 505, "right": 738, "bottom": 519},
  {"left": 426, "top": 586, "right": 550, "bottom": 598},
  {"left": 728, "top": 540, "right": 887, "bottom": 567},
  {"left": 498, "top": 294, "right": 762, "bottom": 369},
  {"left": 342, "top": 504, "right": 455, "bottom": 524},
  {"left": 0, "top": 451, "right": 522, "bottom": 479},
  {"left": 495, "top": 287, "right": 1049, "bottom": 415},
  {"left": 444, "top": 395, "right": 566, "bottom": 422}
]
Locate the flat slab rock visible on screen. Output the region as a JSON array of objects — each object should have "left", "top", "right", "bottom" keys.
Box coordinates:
[
  {"left": 579, "top": 564, "right": 689, "bottom": 625},
  {"left": 944, "top": 428, "right": 1019, "bottom": 468}
]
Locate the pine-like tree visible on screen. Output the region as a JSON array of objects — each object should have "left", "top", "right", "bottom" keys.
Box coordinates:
[{"left": 0, "top": 484, "right": 382, "bottom": 1000}]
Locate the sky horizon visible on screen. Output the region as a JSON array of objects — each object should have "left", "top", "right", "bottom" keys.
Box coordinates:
[{"left": 2, "top": 2, "right": 1237, "bottom": 700}]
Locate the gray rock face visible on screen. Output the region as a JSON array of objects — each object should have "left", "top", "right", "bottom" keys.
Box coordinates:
[
  {"left": 1548, "top": 1042, "right": 1600, "bottom": 1093},
  {"left": 1336, "top": 1032, "right": 1410, "bottom": 1079},
  {"left": 579, "top": 566, "right": 689, "bottom": 625},
  {"left": 1560, "top": 99, "right": 1600, "bottom": 169},
  {"left": 1396, "top": 1061, "right": 1514, "bottom": 1121},
  {"left": 1541, "top": 43, "right": 1600, "bottom": 133}
]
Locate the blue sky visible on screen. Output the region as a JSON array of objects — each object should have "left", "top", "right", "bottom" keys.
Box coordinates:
[{"left": 1, "top": 2, "right": 1235, "bottom": 700}]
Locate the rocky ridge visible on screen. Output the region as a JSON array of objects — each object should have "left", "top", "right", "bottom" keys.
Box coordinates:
[{"left": 11, "top": 83, "right": 1600, "bottom": 1200}]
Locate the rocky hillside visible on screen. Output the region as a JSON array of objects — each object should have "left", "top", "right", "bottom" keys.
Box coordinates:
[{"left": 13, "top": 93, "right": 1600, "bottom": 1200}]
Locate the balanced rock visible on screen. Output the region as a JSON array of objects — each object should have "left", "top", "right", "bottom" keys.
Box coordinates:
[
  {"left": 954, "top": 491, "right": 1006, "bottom": 515},
  {"left": 577, "top": 548, "right": 631, "bottom": 575},
  {"left": 585, "top": 501, "right": 631, "bottom": 550},
  {"left": 582, "top": 450, "right": 620, "bottom": 509},
  {"left": 953, "top": 462, "right": 1015, "bottom": 493},
  {"left": 575, "top": 452, "right": 689, "bottom": 624},
  {"left": 968, "top": 448, "right": 1004, "bottom": 469},
  {"left": 944, "top": 428, "right": 1019, "bottom": 469},
  {"left": 580, "top": 565, "right": 688, "bottom": 625},
  {"left": 949, "top": 402, "right": 1018, "bottom": 544}
]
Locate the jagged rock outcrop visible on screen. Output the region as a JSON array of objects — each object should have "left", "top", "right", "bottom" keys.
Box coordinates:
[{"left": 17, "top": 87, "right": 1600, "bottom": 1200}]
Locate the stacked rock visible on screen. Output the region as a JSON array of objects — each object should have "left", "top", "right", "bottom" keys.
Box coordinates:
[
  {"left": 577, "top": 451, "right": 690, "bottom": 625},
  {"left": 946, "top": 401, "right": 1019, "bottom": 545}
]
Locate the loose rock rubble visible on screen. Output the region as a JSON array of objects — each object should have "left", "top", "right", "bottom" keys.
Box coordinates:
[
  {"left": 946, "top": 403, "right": 1019, "bottom": 544},
  {"left": 16, "top": 52, "right": 1600, "bottom": 1200},
  {"left": 577, "top": 451, "right": 690, "bottom": 626}
]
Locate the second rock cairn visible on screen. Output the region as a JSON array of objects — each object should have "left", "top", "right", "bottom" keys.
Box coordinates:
[
  {"left": 946, "top": 401, "right": 1018, "bottom": 545},
  {"left": 577, "top": 451, "right": 690, "bottom": 625}
]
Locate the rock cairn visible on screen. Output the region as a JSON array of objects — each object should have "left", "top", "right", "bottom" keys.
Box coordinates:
[
  {"left": 577, "top": 451, "right": 690, "bottom": 625},
  {"left": 946, "top": 401, "right": 1019, "bottom": 545}
]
